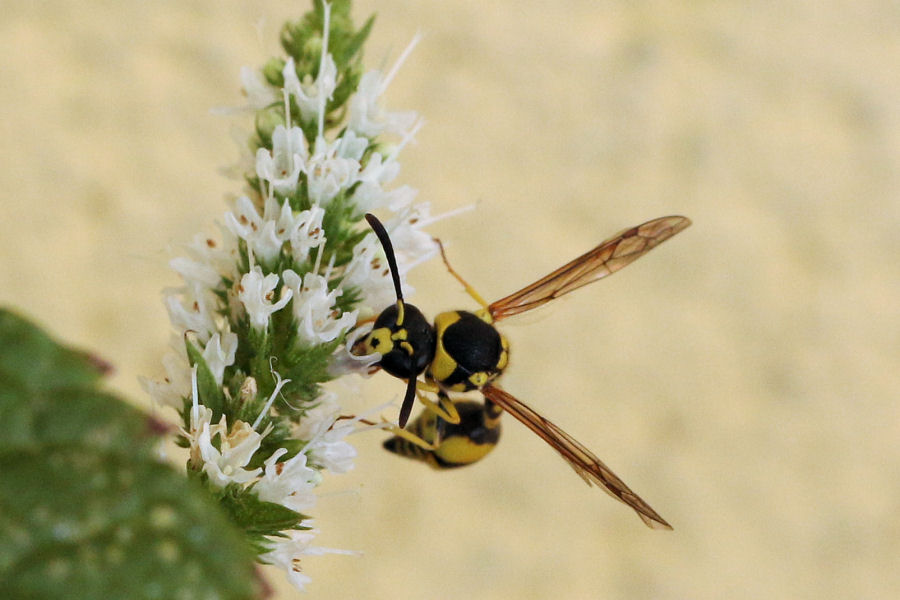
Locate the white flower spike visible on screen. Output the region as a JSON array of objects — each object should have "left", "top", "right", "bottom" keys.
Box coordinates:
[{"left": 145, "top": 2, "right": 445, "bottom": 591}]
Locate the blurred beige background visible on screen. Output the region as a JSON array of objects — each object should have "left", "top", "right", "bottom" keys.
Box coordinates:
[{"left": 2, "top": 1, "right": 899, "bottom": 599}]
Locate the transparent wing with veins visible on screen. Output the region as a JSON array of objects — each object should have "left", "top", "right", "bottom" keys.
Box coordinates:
[
  {"left": 481, "top": 384, "right": 672, "bottom": 530},
  {"left": 488, "top": 215, "right": 691, "bottom": 321}
]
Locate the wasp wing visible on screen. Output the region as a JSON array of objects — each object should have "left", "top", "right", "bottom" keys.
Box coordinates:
[
  {"left": 488, "top": 215, "right": 691, "bottom": 321},
  {"left": 481, "top": 384, "right": 672, "bottom": 530}
]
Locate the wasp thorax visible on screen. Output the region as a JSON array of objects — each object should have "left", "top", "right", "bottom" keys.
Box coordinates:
[{"left": 360, "top": 302, "right": 436, "bottom": 379}]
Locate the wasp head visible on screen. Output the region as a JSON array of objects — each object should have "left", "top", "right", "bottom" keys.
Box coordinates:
[
  {"left": 354, "top": 301, "right": 435, "bottom": 378},
  {"left": 354, "top": 212, "right": 435, "bottom": 427}
]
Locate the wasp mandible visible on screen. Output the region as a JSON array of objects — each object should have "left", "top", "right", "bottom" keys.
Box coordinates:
[{"left": 352, "top": 212, "right": 690, "bottom": 529}]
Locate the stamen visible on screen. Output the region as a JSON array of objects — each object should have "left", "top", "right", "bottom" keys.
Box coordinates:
[
  {"left": 312, "top": 240, "right": 324, "bottom": 276},
  {"left": 414, "top": 203, "right": 477, "bottom": 228},
  {"left": 190, "top": 364, "right": 200, "bottom": 428},
  {"left": 316, "top": 2, "right": 333, "bottom": 139},
  {"left": 385, "top": 118, "right": 423, "bottom": 166},
  {"left": 322, "top": 252, "right": 337, "bottom": 283},
  {"left": 252, "top": 368, "right": 292, "bottom": 430},
  {"left": 380, "top": 32, "right": 423, "bottom": 95}
]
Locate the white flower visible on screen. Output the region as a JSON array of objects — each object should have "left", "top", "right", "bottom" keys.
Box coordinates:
[
  {"left": 328, "top": 322, "right": 381, "bottom": 376},
  {"left": 198, "top": 416, "right": 265, "bottom": 487},
  {"left": 201, "top": 329, "right": 238, "bottom": 386},
  {"left": 338, "top": 205, "right": 440, "bottom": 315},
  {"left": 339, "top": 232, "right": 405, "bottom": 313},
  {"left": 139, "top": 346, "right": 191, "bottom": 410},
  {"left": 385, "top": 184, "right": 419, "bottom": 212},
  {"left": 188, "top": 401, "right": 213, "bottom": 435},
  {"left": 240, "top": 66, "right": 277, "bottom": 109},
  {"left": 295, "top": 395, "right": 357, "bottom": 474},
  {"left": 348, "top": 151, "right": 409, "bottom": 213},
  {"left": 334, "top": 129, "right": 369, "bottom": 161},
  {"left": 255, "top": 448, "right": 320, "bottom": 513},
  {"left": 179, "top": 398, "right": 212, "bottom": 469},
  {"left": 347, "top": 151, "right": 401, "bottom": 212},
  {"left": 163, "top": 285, "right": 219, "bottom": 342},
  {"left": 261, "top": 526, "right": 356, "bottom": 591},
  {"left": 307, "top": 424, "right": 357, "bottom": 474},
  {"left": 225, "top": 195, "right": 309, "bottom": 265},
  {"left": 282, "top": 55, "right": 338, "bottom": 125},
  {"left": 183, "top": 229, "right": 240, "bottom": 282},
  {"left": 351, "top": 181, "right": 417, "bottom": 214},
  {"left": 382, "top": 203, "right": 440, "bottom": 269},
  {"left": 348, "top": 70, "right": 418, "bottom": 138},
  {"left": 238, "top": 266, "right": 293, "bottom": 331},
  {"left": 180, "top": 399, "right": 214, "bottom": 468},
  {"left": 283, "top": 270, "right": 358, "bottom": 344},
  {"left": 169, "top": 256, "right": 221, "bottom": 291},
  {"left": 255, "top": 125, "right": 308, "bottom": 195},
  {"left": 289, "top": 205, "right": 326, "bottom": 264},
  {"left": 224, "top": 196, "right": 272, "bottom": 261},
  {"left": 305, "top": 135, "right": 361, "bottom": 206},
  {"left": 357, "top": 151, "right": 400, "bottom": 187},
  {"left": 348, "top": 181, "right": 387, "bottom": 214}
]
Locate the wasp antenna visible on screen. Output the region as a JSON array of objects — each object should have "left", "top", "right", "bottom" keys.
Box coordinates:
[
  {"left": 398, "top": 372, "right": 418, "bottom": 428},
  {"left": 365, "top": 213, "right": 404, "bottom": 302}
]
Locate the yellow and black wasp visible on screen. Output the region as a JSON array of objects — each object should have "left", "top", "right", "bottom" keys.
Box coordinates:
[{"left": 353, "top": 212, "right": 690, "bottom": 529}]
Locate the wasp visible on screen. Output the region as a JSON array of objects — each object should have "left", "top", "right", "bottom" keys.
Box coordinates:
[{"left": 353, "top": 212, "right": 690, "bottom": 529}]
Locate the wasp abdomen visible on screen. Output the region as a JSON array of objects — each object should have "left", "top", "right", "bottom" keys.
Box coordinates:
[{"left": 383, "top": 400, "right": 502, "bottom": 469}]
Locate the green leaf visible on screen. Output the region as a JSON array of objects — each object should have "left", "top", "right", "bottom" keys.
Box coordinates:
[
  {"left": 0, "top": 311, "right": 105, "bottom": 393},
  {"left": 0, "top": 309, "right": 259, "bottom": 600}
]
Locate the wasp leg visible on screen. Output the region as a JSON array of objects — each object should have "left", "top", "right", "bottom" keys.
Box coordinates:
[
  {"left": 331, "top": 414, "right": 378, "bottom": 427},
  {"left": 416, "top": 379, "right": 441, "bottom": 394},
  {"left": 433, "top": 237, "right": 490, "bottom": 312},
  {"left": 334, "top": 412, "right": 441, "bottom": 451},
  {"left": 384, "top": 420, "right": 441, "bottom": 451},
  {"left": 415, "top": 389, "right": 462, "bottom": 425}
]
